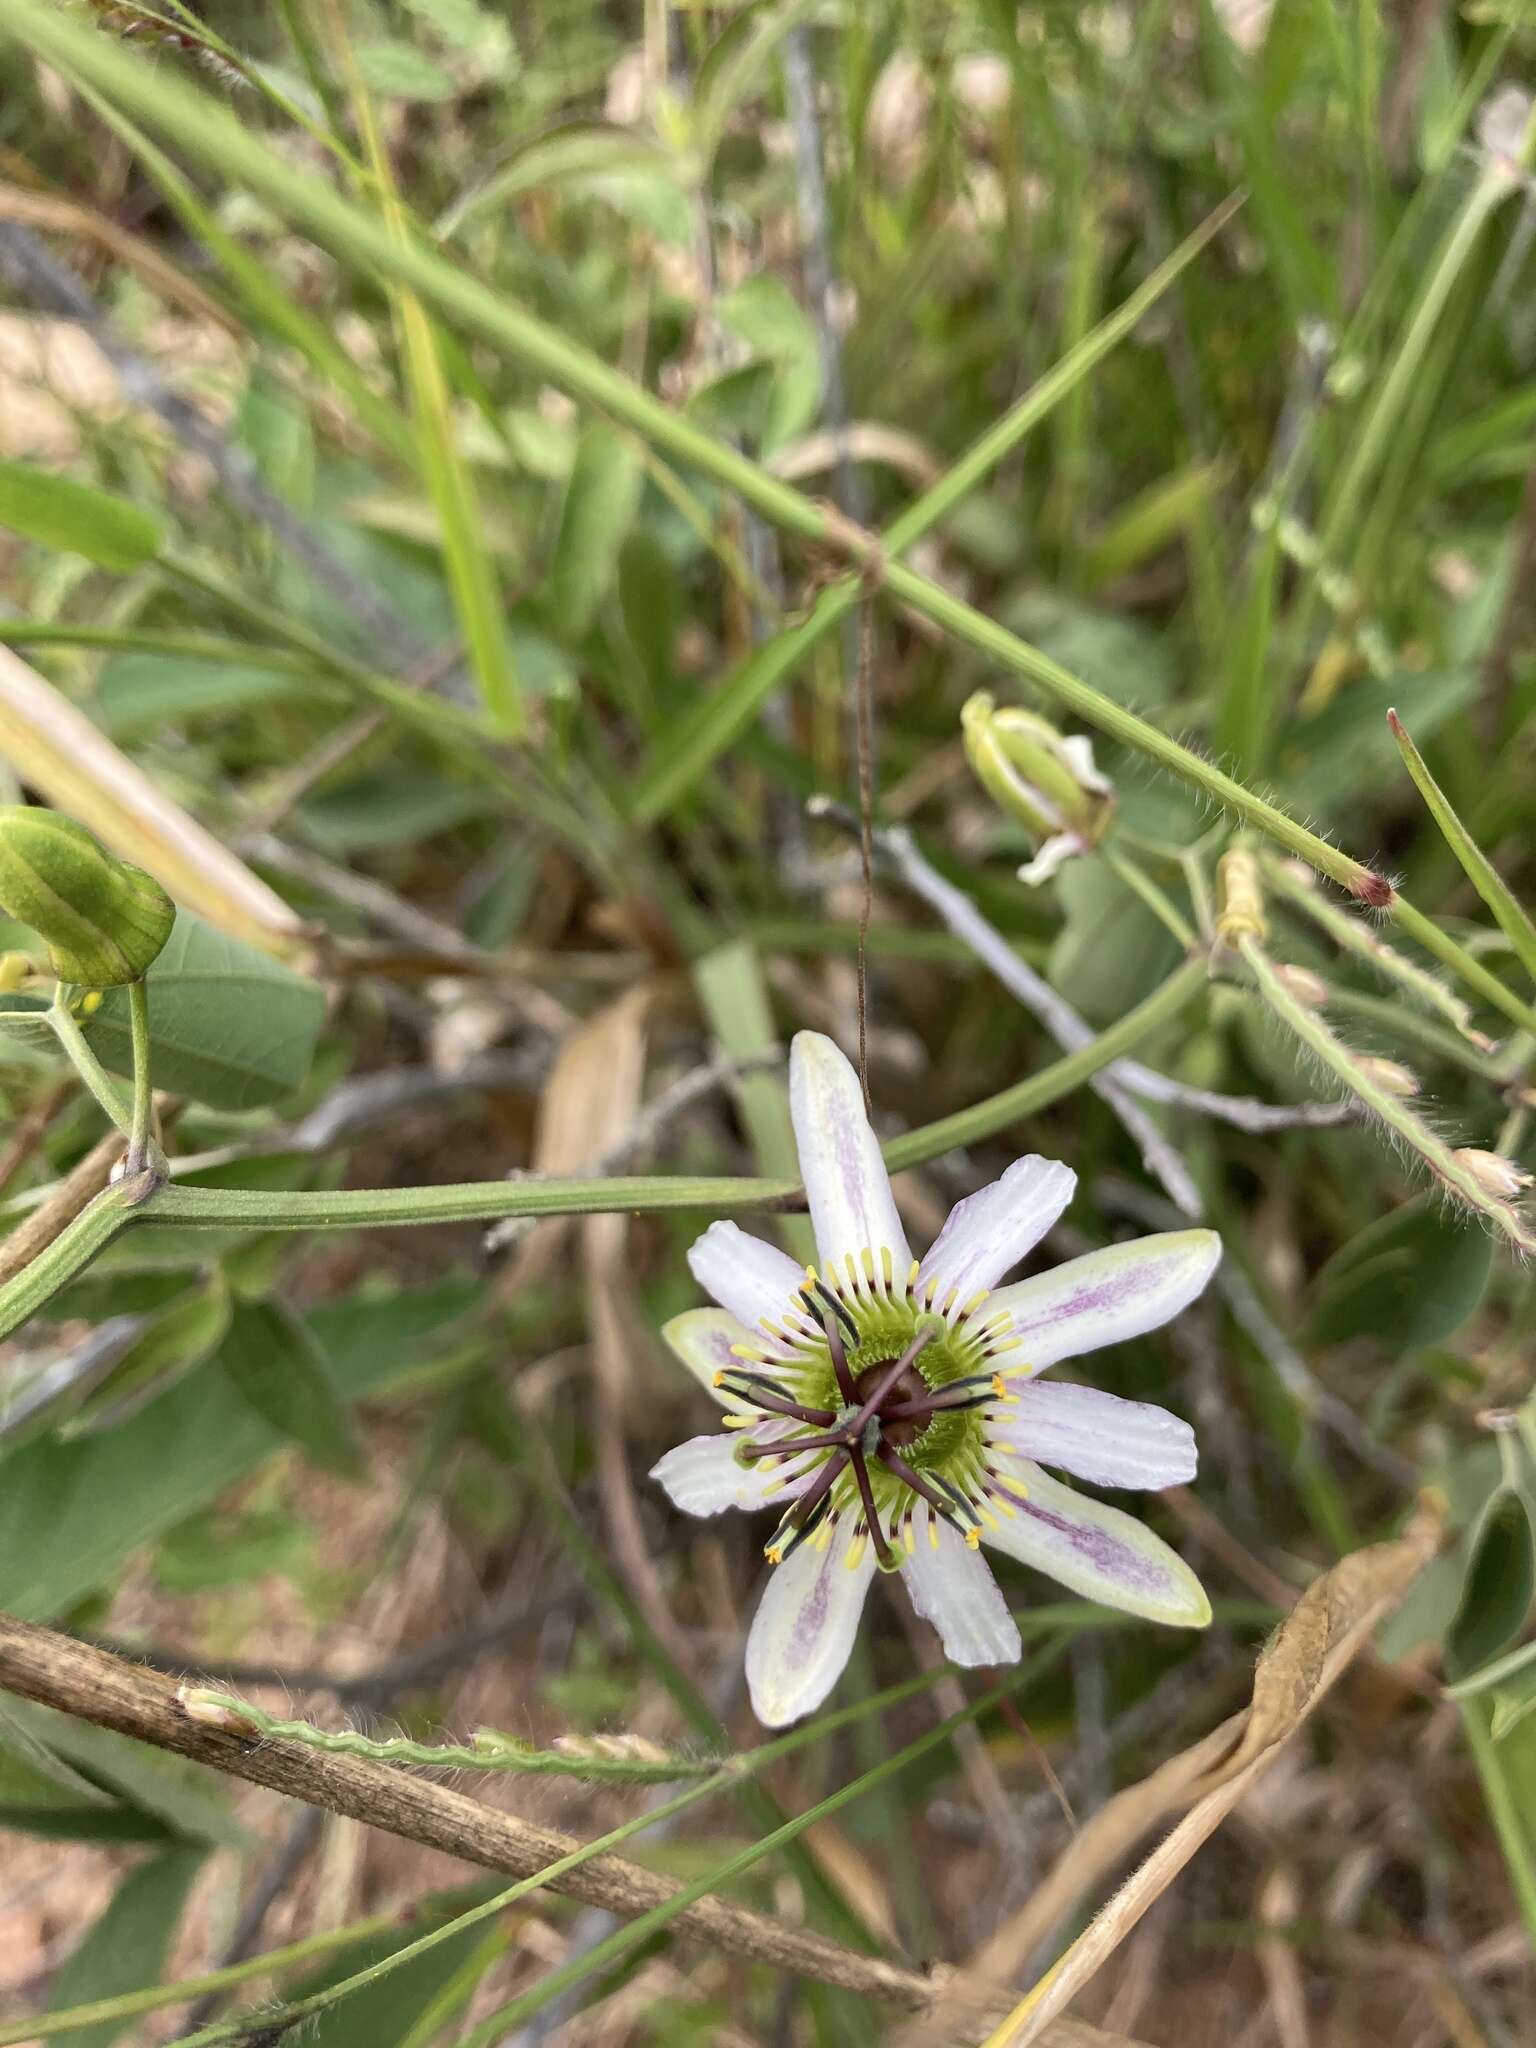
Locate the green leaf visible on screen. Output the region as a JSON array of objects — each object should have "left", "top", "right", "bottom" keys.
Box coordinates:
[
  {"left": 0, "top": 991, "right": 60, "bottom": 1051},
  {"left": 1049, "top": 858, "right": 1181, "bottom": 1027},
  {"left": 217, "top": 1298, "right": 366, "bottom": 1476},
  {"left": 548, "top": 422, "right": 645, "bottom": 638},
  {"left": 1, "top": 1697, "right": 248, "bottom": 1850},
  {"left": 355, "top": 39, "right": 457, "bottom": 101},
  {"left": 0, "top": 1280, "right": 473, "bottom": 1618},
  {"left": 714, "top": 276, "right": 822, "bottom": 452},
  {"left": 1491, "top": 1651, "right": 1536, "bottom": 1740},
  {"left": 1306, "top": 1196, "right": 1493, "bottom": 1353},
  {"left": 1449, "top": 1491, "right": 1536, "bottom": 1679},
  {"left": 0, "top": 462, "right": 163, "bottom": 571},
  {"left": 81, "top": 911, "right": 324, "bottom": 1111},
  {"left": 60, "top": 1275, "right": 231, "bottom": 1436},
  {"left": 1388, "top": 706, "right": 1536, "bottom": 988},
  {"left": 45, "top": 1847, "right": 204, "bottom": 2048},
  {"left": 93, "top": 654, "right": 322, "bottom": 738}
]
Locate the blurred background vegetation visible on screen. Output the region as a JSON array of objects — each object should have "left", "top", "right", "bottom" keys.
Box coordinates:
[{"left": 0, "top": 1, "right": 1534, "bottom": 2042}]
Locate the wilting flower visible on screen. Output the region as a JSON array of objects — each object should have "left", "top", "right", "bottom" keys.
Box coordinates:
[
  {"left": 960, "top": 691, "right": 1115, "bottom": 885},
  {"left": 651, "top": 1032, "right": 1218, "bottom": 1726}
]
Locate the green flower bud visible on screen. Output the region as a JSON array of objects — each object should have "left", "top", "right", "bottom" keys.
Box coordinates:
[
  {"left": 0, "top": 808, "right": 174, "bottom": 986},
  {"left": 960, "top": 691, "right": 1115, "bottom": 883}
]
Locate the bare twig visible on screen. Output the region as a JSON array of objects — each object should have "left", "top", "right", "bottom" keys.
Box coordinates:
[{"left": 0, "top": 1611, "right": 1119, "bottom": 2039}]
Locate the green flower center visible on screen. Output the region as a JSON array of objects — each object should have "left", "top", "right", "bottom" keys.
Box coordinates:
[{"left": 717, "top": 1251, "right": 1024, "bottom": 1572}]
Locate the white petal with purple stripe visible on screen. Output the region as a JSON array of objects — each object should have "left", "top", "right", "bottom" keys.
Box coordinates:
[
  {"left": 745, "top": 1518, "right": 878, "bottom": 1726},
  {"left": 916, "top": 1154, "right": 1076, "bottom": 1313},
  {"left": 991, "top": 1381, "right": 1197, "bottom": 1490},
  {"left": 687, "top": 1221, "right": 809, "bottom": 1350},
  {"left": 789, "top": 1032, "right": 912, "bottom": 1280},
  {"left": 650, "top": 1432, "right": 808, "bottom": 1516},
  {"left": 901, "top": 1511, "right": 1022, "bottom": 1667},
  {"left": 982, "top": 1462, "right": 1210, "bottom": 1626},
  {"left": 988, "top": 1230, "right": 1221, "bottom": 1374}
]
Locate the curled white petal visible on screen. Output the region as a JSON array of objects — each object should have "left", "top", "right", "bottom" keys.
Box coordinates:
[
  {"left": 1018, "top": 833, "right": 1085, "bottom": 885},
  {"left": 989, "top": 1230, "right": 1221, "bottom": 1374},
  {"left": 686, "top": 1221, "right": 806, "bottom": 1346},
  {"left": 901, "top": 1509, "right": 1022, "bottom": 1667},
  {"left": 789, "top": 1031, "right": 912, "bottom": 1279},
  {"left": 650, "top": 1432, "right": 807, "bottom": 1516},
  {"left": 916, "top": 1155, "right": 1076, "bottom": 1312},
  {"left": 661, "top": 1308, "right": 765, "bottom": 1409},
  {"left": 745, "top": 1518, "right": 877, "bottom": 1726},
  {"left": 990, "top": 1381, "right": 1196, "bottom": 1490},
  {"left": 982, "top": 1462, "right": 1210, "bottom": 1627}
]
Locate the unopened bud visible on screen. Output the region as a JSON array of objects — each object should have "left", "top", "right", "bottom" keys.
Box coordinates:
[
  {"left": 960, "top": 691, "right": 1114, "bottom": 884},
  {"left": 1276, "top": 964, "right": 1329, "bottom": 1008},
  {"left": 1216, "top": 847, "right": 1266, "bottom": 945},
  {"left": 1355, "top": 1056, "right": 1419, "bottom": 1098},
  {"left": 0, "top": 808, "right": 174, "bottom": 986},
  {"left": 1453, "top": 1148, "right": 1533, "bottom": 1201}
]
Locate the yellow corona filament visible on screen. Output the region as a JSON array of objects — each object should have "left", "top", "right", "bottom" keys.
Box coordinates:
[
  {"left": 844, "top": 1533, "right": 867, "bottom": 1569},
  {"left": 942, "top": 1285, "right": 961, "bottom": 1317},
  {"left": 962, "top": 1290, "right": 990, "bottom": 1319},
  {"left": 881, "top": 1246, "right": 894, "bottom": 1292},
  {"left": 907, "top": 1258, "right": 921, "bottom": 1291},
  {"left": 995, "top": 1473, "right": 1031, "bottom": 1499}
]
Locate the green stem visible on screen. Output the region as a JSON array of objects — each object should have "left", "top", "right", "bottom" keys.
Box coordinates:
[
  {"left": 0, "top": 1907, "right": 410, "bottom": 2046},
  {"left": 1389, "top": 897, "right": 1536, "bottom": 1041},
  {"left": 1099, "top": 843, "right": 1197, "bottom": 949},
  {"left": 1461, "top": 1698, "right": 1536, "bottom": 1949},
  {"left": 1239, "top": 934, "right": 1536, "bottom": 1255},
  {"left": 0, "top": 1181, "right": 147, "bottom": 1341},
  {"left": 885, "top": 952, "right": 1209, "bottom": 1169},
  {"left": 0, "top": 960, "right": 1211, "bottom": 1335},
  {"left": 47, "top": 997, "right": 133, "bottom": 1135},
  {"left": 125, "top": 978, "right": 152, "bottom": 1174}
]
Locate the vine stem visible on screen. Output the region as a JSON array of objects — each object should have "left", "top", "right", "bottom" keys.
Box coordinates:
[
  {"left": 125, "top": 977, "right": 153, "bottom": 1174},
  {"left": 1238, "top": 932, "right": 1536, "bottom": 1255},
  {"left": 47, "top": 993, "right": 133, "bottom": 1135}
]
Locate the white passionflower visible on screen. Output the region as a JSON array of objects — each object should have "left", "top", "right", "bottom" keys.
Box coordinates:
[{"left": 651, "top": 1032, "right": 1220, "bottom": 1727}]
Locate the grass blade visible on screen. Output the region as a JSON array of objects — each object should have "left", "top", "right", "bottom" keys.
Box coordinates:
[{"left": 1388, "top": 707, "right": 1536, "bottom": 987}]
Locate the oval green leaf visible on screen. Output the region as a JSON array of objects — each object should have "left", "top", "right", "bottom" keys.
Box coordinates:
[
  {"left": 0, "top": 460, "right": 164, "bottom": 571},
  {"left": 81, "top": 911, "right": 324, "bottom": 1110}
]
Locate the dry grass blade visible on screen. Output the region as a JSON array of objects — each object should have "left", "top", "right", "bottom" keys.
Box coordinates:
[
  {"left": 0, "top": 645, "right": 309, "bottom": 959},
  {"left": 897, "top": 1500, "right": 1444, "bottom": 2048}
]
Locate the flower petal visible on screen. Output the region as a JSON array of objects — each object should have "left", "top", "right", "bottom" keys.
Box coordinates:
[
  {"left": 745, "top": 1518, "right": 877, "bottom": 1726},
  {"left": 989, "top": 1230, "right": 1221, "bottom": 1374},
  {"left": 901, "top": 1509, "right": 1022, "bottom": 1667},
  {"left": 983, "top": 1462, "right": 1210, "bottom": 1627},
  {"left": 789, "top": 1031, "right": 912, "bottom": 1279},
  {"left": 687, "top": 1221, "right": 806, "bottom": 1347},
  {"left": 650, "top": 1432, "right": 805, "bottom": 1516},
  {"left": 661, "top": 1308, "right": 761, "bottom": 1408},
  {"left": 916, "top": 1155, "right": 1076, "bottom": 1313},
  {"left": 990, "top": 1382, "right": 1196, "bottom": 1490},
  {"left": 1019, "top": 833, "right": 1085, "bottom": 885}
]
